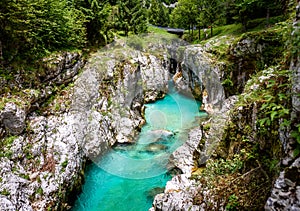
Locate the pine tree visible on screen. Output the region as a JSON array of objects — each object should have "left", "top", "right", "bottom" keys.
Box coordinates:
[
  {"left": 0, "top": 0, "right": 87, "bottom": 63},
  {"left": 148, "top": 0, "right": 169, "bottom": 26},
  {"left": 73, "top": 0, "right": 113, "bottom": 46},
  {"left": 200, "top": 0, "right": 222, "bottom": 37},
  {"left": 131, "top": 2, "right": 148, "bottom": 34},
  {"left": 148, "top": 0, "right": 160, "bottom": 25},
  {"left": 170, "top": 0, "right": 198, "bottom": 30},
  {"left": 116, "top": 0, "right": 147, "bottom": 36}
]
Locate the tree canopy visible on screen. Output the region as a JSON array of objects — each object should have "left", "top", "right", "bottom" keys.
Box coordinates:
[
  {"left": 0, "top": 0, "right": 148, "bottom": 64},
  {"left": 0, "top": 0, "right": 291, "bottom": 65},
  {"left": 0, "top": 0, "right": 86, "bottom": 63},
  {"left": 169, "top": 0, "right": 289, "bottom": 37},
  {"left": 148, "top": 0, "right": 170, "bottom": 27}
]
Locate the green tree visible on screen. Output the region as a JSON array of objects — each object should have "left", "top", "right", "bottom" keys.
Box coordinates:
[
  {"left": 0, "top": 0, "right": 86, "bottom": 63},
  {"left": 73, "top": 0, "right": 113, "bottom": 46},
  {"left": 255, "top": 0, "right": 288, "bottom": 26},
  {"left": 200, "top": 0, "right": 222, "bottom": 37},
  {"left": 234, "top": 0, "right": 288, "bottom": 30},
  {"left": 115, "top": 0, "right": 147, "bottom": 36},
  {"left": 222, "top": 0, "right": 237, "bottom": 25},
  {"left": 170, "top": 0, "right": 198, "bottom": 32},
  {"left": 148, "top": 0, "right": 169, "bottom": 26}
]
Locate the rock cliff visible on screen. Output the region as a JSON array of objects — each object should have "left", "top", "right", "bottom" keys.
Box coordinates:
[
  {"left": 151, "top": 3, "right": 299, "bottom": 211},
  {"left": 0, "top": 36, "right": 173, "bottom": 210},
  {"left": 265, "top": 2, "right": 300, "bottom": 210},
  {"left": 0, "top": 52, "right": 86, "bottom": 210}
]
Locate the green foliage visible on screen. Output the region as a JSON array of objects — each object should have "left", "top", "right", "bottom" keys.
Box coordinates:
[
  {"left": 0, "top": 0, "right": 87, "bottom": 62},
  {"left": 226, "top": 194, "right": 240, "bottom": 210},
  {"left": 170, "top": 0, "right": 198, "bottom": 29},
  {"left": 148, "top": 0, "right": 170, "bottom": 26},
  {"left": 148, "top": 25, "right": 173, "bottom": 35},
  {"left": 61, "top": 159, "right": 69, "bottom": 168},
  {"left": 0, "top": 135, "right": 17, "bottom": 158},
  {"left": 20, "top": 173, "right": 30, "bottom": 180},
  {"left": 211, "top": 23, "right": 244, "bottom": 37},
  {"left": 0, "top": 0, "right": 292, "bottom": 62},
  {"left": 200, "top": 0, "right": 222, "bottom": 37},
  {"left": 202, "top": 123, "right": 211, "bottom": 131},
  {"left": 36, "top": 187, "right": 43, "bottom": 195},
  {"left": 255, "top": 69, "right": 291, "bottom": 130},
  {"left": 0, "top": 0, "right": 151, "bottom": 64},
  {"left": 115, "top": 0, "right": 148, "bottom": 36},
  {"left": 234, "top": 0, "right": 288, "bottom": 30},
  {"left": 203, "top": 155, "right": 244, "bottom": 177},
  {"left": 74, "top": 0, "right": 113, "bottom": 46},
  {"left": 291, "top": 124, "right": 300, "bottom": 157},
  {"left": 1, "top": 189, "right": 10, "bottom": 196},
  {"left": 222, "top": 78, "right": 234, "bottom": 87},
  {"left": 169, "top": 0, "right": 290, "bottom": 43}
]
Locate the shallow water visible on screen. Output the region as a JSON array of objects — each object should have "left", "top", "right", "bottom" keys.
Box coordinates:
[{"left": 72, "top": 83, "right": 206, "bottom": 211}]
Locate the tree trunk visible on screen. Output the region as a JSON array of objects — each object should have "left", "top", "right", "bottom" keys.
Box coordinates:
[
  {"left": 125, "top": 25, "right": 128, "bottom": 37},
  {"left": 0, "top": 40, "right": 3, "bottom": 65},
  {"left": 266, "top": 7, "right": 270, "bottom": 27},
  {"left": 192, "top": 24, "right": 194, "bottom": 40},
  {"left": 210, "top": 25, "right": 213, "bottom": 38}
]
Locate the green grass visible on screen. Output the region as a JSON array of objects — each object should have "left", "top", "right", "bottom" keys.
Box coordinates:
[
  {"left": 212, "top": 23, "right": 244, "bottom": 37},
  {"left": 147, "top": 25, "right": 173, "bottom": 35},
  {"left": 247, "top": 15, "right": 286, "bottom": 32},
  {"left": 184, "top": 15, "right": 288, "bottom": 44},
  {"left": 183, "top": 23, "right": 243, "bottom": 44}
]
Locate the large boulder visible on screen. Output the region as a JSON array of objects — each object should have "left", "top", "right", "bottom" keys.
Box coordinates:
[
  {"left": 169, "top": 127, "right": 202, "bottom": 175},
  {"left": 41, "top": 51, "right": 84, "bottom": 85},
  {"left": 0, "top": 102, "right": 26, "bottom": 135},
  {"left": 173, "top": 45, "right": 226, "bottom": 113}
]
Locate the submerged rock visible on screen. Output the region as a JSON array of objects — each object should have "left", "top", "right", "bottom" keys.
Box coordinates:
[
  {"left": 147, "top": 187, "right": 165, "bottom": 199},
  {"left": 144, "top": 143, "right": 168, "bottom": 153},
  {"left": 147, "top": 129, "right": 174, "bottom": 143}
]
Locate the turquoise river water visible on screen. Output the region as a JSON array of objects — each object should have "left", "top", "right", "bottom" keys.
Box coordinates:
[{"left": 72, "top": 82, "right": 205, "bottom": 211}]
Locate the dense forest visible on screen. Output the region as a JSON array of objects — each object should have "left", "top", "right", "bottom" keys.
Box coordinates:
[{"left": 0, "top": 0, "right": 289, "bottom": 66}]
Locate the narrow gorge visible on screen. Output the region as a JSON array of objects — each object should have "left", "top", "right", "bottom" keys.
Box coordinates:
[{"left": 0, "top": 2, "right": 299, "bottom": 210}]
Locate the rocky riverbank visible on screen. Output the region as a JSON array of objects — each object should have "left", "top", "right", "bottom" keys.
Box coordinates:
[
  {"left": 151, "top": 2, "right": 300, "bottom": 210},
  {"left": 0, "top": 34, "right": 189, "bottom": 210},
  {"left": 0, "top": 52, "right": 87, "bottom": 210}
]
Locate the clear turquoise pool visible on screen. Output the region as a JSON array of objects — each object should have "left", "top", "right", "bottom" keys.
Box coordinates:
[{"left": 72, "top": 82, "right": 205, "bottom": 211}]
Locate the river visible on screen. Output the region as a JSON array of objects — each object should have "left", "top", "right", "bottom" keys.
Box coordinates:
[{"left": 72, "top": 81, "right": 206, "bottom": 211}]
